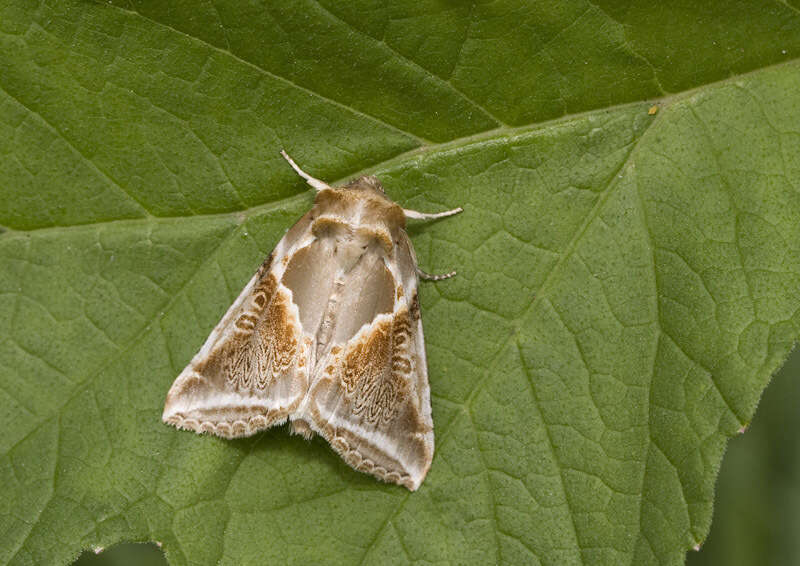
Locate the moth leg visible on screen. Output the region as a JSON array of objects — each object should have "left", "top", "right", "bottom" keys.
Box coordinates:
[
  {"left": 406, "top": 207, "right": 461, "bottom": 280},
  {"left": 280, "top": 150, "right": 331, "bottom": 192},
  {"left": 417, "top": 266, "right": 457, "bottom": 281},
  {"left": 403, "top": 207, "right": 463, "bottom": 221}
]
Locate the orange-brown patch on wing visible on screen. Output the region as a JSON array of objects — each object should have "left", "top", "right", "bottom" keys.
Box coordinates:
[
  {"left": 221, "top": 274, "right": 300, "bottom": 392},
  {"left": 338, "top": 316, "right": 411, "bottom": 426},
  {"left": 198, "top": 272, "right": 303, "bottom": 392},
  {"left": 254, "top": 283, "right": 300, "bottom": 389},
  {"left": 304, "top": 306, "right": 431, "bottom": 488},
  {"left": 163, "top": 271, "right": 310, "bottom": 439}
]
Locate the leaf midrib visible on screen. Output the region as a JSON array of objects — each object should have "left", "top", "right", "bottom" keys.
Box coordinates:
[{"left": 3, "top": 53, "right": 799, "bottom": 237}]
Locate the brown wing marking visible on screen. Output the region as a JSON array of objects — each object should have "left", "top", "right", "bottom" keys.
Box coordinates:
[
  {"left": 304, "top": 305, "right": 433, "bottom": 490},
  {"left": 163, "top": 272, "right": 311, "bottom": 439}
]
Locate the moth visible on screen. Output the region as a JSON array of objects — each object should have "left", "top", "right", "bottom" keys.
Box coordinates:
[{"left": 162, "top": 151, "right": 461, "bottom": 490}]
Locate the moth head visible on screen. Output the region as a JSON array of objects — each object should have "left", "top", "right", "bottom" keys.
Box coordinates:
[{"left": 346, "top": 175, "right": 385, "bottom": 195}]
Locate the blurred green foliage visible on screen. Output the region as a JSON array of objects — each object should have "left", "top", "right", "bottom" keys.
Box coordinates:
[
  {"left": 688, "top": 347, "right": 800, "bottom": 565},
  {"left": 73, "top": 543, "right": 166, "bottom": 566}
]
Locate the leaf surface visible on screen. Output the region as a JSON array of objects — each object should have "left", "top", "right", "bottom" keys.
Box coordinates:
[{"left": 1, "top": 1, "right": 800, "bottom": 565}]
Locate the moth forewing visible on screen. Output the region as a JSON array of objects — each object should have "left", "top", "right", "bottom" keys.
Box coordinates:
[
  {"left": 161, "top": 213, "right": 315, "bottom": 438},
  {"left": 162, "top": 152, "right": 461, "bottom": 490}
]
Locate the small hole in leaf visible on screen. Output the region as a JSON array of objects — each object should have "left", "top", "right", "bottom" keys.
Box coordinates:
[{"left": 71, "top": 542, "right": 167, "bottom": 566}]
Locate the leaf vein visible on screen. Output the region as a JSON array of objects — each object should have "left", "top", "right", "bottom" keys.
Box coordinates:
[
  {"left": 0, "top": 83, "right": 152, "bottom": 218},
  {"left": 103, "top": 2, "right": 429, "bottom": 146},
  {"left": 308, "top": 0, "right": 506, "bottom": 128},
  {"left": 516, "top": 339, "right": 584, "bottom": 564}
]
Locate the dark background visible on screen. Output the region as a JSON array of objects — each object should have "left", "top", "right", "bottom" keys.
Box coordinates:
[{"left": 687, "top": 347, "right": 800, "bottom": 565}]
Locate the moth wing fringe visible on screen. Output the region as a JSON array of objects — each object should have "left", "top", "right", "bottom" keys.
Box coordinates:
[
  {"left": 329, "top": 432, "right": 420, "bottom": 491},
  {"left": 164, "top": 411, "right": 290, "bottom": 440}
]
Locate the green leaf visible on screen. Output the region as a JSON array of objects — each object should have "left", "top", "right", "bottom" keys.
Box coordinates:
[{"left": 1, "top": 1, "right": 799, "bottom": 565}]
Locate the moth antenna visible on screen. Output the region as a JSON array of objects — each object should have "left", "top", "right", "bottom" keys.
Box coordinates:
[
  {"left": 280, "top": 150, "right": 331, "bottom": 192},
  {"left": 403, "top": 207, "right": 463, "bottom": 221},
  {"left": 417, "top": 267, "right": 457, "bottom": 281}
]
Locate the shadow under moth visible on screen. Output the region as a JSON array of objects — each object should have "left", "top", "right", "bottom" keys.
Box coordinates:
[{"left": 162, "top": 152, "right": 461, "bottom": 490}]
